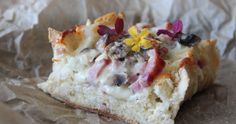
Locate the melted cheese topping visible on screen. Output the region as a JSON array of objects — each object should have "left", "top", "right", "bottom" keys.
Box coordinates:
[
  {"left": 47, "top": 18, "right": 201, "bottom": 101},
  {"left": 49, "top": 35, "right": 192, "bottom": 100}
]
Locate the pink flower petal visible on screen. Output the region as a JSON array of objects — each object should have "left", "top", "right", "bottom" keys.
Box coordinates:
[
  {"left": 172, "top": 20, "right": 183, "bottom": 33},
  {"left": 156, "top": 29, "right": 175, "bottom": 37},
  {"left": 110, "top": 29, "right": 117, "bottom": 35},
  {"left": 97, "top": 25, "right": 113, "bottom": 35},
  {"left": 115, "top": 17, "right": 124, "bottom": 34}
]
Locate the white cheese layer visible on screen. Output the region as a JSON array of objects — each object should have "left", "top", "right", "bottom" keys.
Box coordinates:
[{"left": 46, "top": 27, "right": 196, "bottom": 101}]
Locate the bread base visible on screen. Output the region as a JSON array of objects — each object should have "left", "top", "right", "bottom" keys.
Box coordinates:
[{"left": 64, "top": 100, "right": 138, "bottom": 124}]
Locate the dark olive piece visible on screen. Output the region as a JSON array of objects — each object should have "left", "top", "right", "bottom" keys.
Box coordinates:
[
  {"left": 112, "top": 74, "right": 127, "bottom": 86},
  {"left": 118, "top": 58, "right": 125, "bottom": 61},
  {"left": 178, "top": 34, "right": 201, "bottom": 47}
]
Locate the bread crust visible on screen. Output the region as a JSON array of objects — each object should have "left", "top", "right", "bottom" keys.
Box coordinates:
[
  {"left": 182, "top": 40, "right": 219, "bottom": 100},
  {"left": 64, "top": 100, "right": 139, "bottom": 124},
  {"left": 94, "top": 12, "right": 124, "bottom": 26}
]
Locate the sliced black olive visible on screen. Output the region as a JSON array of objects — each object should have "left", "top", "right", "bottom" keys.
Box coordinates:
[
  {"left": 112, "top": 74, "right": 127, "bottom": 86},
  {"left": 178, "top": 34, "right": 201, "bottom": 47},
  {"left": 118, "top": 57, "right": 125, "bottom": 61}
]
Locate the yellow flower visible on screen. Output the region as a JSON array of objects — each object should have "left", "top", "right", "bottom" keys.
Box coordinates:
[{"left": 124, "top": 26, "right": 159, "bottom": 52}]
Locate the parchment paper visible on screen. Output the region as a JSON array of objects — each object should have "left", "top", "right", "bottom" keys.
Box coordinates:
[{"left": 0, "top": 0, "right": 236, "bottom": 124}]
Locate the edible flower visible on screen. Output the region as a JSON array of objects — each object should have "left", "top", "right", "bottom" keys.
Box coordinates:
[
  {"left": 97, "top": 17, "right": 124, "bottom": 36},
  {"left": 156, "top": 20, "right": 183, "bottom": 39},
  {"left": 124, "top": 26, "right": 159, "bottom": 52}
]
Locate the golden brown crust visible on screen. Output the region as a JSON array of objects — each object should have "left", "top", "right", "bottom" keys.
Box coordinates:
[
  {"left": 200, "top": 40, "right": 219, "bottom": 90},
  {"left": 62, "top": 32, "right": 85, "bottom": 52},
  {"left": 94, "top": 12, "right": 124, "bottom": 26},
  {"left": 181, "top": 40, "right": 220, "bottom": 100},
  {"left": 48, "top": 28, "right": 61, "bottom": 44},
  {"left": 179, "top": 57, "right": 194, "bottom": 68},
  {"left": 200, "top": 40, "right": 219, "bottom": 69},
  {"left": 157, "top": 72, "right": 172, "bottom": 79}
]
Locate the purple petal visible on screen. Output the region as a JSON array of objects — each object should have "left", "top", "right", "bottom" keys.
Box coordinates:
[
  {"left": 156, "top": 29, "right": 175, "bottom": 37},
  {"left": 97, "top": 25, "right": 113, "bottom": 35},
  {"left": 110, "top": 29, "right": 117, "bottom": 35},
  {"left": 172, "top": 20, "right": 183, "bottom": 33},
  {"left": 115, "top": 17, "right": 124, "bottom": 34}
]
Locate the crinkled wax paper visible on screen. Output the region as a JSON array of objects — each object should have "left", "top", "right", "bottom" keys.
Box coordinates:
[{"left": 0, "top": 0, "right": 236, "bottom": 124}]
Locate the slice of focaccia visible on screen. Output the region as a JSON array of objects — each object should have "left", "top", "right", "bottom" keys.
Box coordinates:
[{"left": 38, "top": 12, "right": 219, "bottom": 124}]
